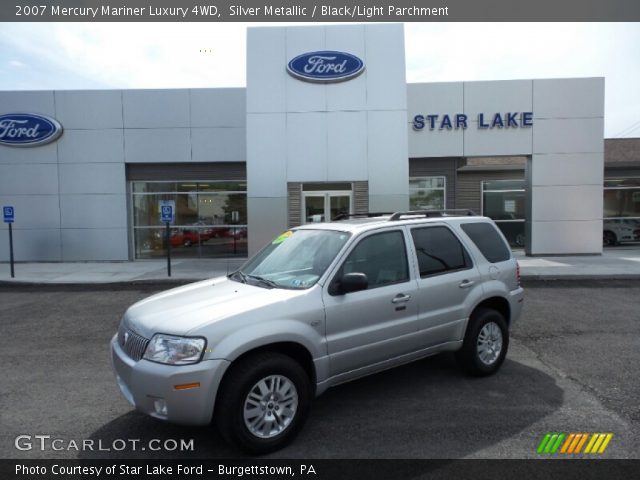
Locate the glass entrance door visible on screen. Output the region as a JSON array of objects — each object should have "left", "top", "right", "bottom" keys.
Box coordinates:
[{"left": 303, "top": 191, "right": 352, "bottom": 223}]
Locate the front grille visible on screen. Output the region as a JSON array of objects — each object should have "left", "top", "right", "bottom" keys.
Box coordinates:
[{"left": 117, "top": 324, "right": 150, "bottom": 361}]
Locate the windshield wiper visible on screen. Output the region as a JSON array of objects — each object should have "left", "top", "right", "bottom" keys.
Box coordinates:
[
  {"left": 228, "top": 270, "right": 248, "bottom": 284},
  {"left": 247, "top": 274, "right": 279, "bottom": 289}
]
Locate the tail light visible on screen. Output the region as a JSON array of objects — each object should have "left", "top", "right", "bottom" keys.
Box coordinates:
[{"left": 516, "top": 260, "right": 521, "bottom": 286}]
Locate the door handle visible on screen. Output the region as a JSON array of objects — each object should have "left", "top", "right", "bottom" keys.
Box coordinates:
[
  {"left": 459, "top": 279, "right": 475, "bottom": 288},
  {"left": 391, "top": 294, "right": 412, "bottom": 304}
]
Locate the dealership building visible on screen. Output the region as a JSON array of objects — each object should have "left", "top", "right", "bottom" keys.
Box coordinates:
[{"left": 1, "top": 23, "right": 639, "bottom": 262}]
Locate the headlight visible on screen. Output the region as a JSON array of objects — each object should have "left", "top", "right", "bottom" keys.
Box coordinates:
[{"left": 143, "top": 334, "right": 206, "bottom": 365}]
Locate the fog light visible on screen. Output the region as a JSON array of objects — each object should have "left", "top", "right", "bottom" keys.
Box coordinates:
[{"left": 153, "top": 398, "right": 168, "bottom": 416}]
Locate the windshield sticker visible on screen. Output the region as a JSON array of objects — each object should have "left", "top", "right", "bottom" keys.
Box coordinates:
[{"left": 272, "top": 230, "right": 293, "bottom": 245}]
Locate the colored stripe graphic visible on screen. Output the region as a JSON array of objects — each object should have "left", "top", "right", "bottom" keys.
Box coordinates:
[{"left": 538, "top": 433, "right": 613, "bottom": 455}]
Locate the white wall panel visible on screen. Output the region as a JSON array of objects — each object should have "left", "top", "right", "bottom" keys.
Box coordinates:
[
  {"left": 463, "top": 122, "right": 533, "bottom": 156},
  {"left": 247, "top": 197, "right": 287, "bottom": 255},
  {"left": 531, "top": 185, "right": 603, "bottom": 221},
  {"left": 327, "top": 111, "right": 367, "bottom": 181},
  {"left": 463, "top": 80, "right": 532, "bottom": 119},
  {"left": 529, "top": 220, "right": 602, "bottom": 255},
  {"left": 247, "top": 28, "right": 286, "bottom": 113},
  {"left": 0, "top": 91, "right": 55, "bottom": 116},
  {"left": 285, "top": 26, "right": 327, "bottom": 113},
  {"left": 533, "top": 78, "right": 605, "bottom": 119},
  {"left": 325, "top": 25, "right": 367, "bottom": 111},
  {"left": 364, "top": 24, "right": 406, "bottom": 111},
  {"left": 367, "top": 110, "right": 409, "bottom": 196},
  {"left": 246, "top": 113, "right": 286, "bottom": 197},
  {"left": 531, "top": 153, "right": 603, "bottom": 186},
  {"left": 533, "top": 117, "right": 604, "bottom": 154},
  {"left": 286, "top": 113, "right": 327, "bottom": 181}
]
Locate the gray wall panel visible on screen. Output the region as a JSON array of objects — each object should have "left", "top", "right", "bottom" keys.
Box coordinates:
[
  {"left": 0, "top": 163, "right": 59, "bottom": 195},
  {"left": 60, "top": 194, "right": 127, "bottom": 229},
  {"left": 190, "top": 89, "right": 246, "bottom": 127},
  {"left": 0, "top": 142, "right": 58, "bottom": 164},
  {"left": 55, "top": 90, "right": 124, "bottom": 129},
  {"left": 0, "top": 195, "right": 60, "bottom": 230},
  {"left": 59, "top": 163, "right": 126, "bottom": 194},
  {"left": 191, "top": 127, "right": 246, "bottom": 163},
  {"left": 57, "top": 129, "right": 124, "bottom": 164},
  {"left": 0, "top": 229, "right": 61, "bottom": 261},
  {"left": 61, "top": 228, "right": 128, "bottom": 261},
  {"left": 123, "top": 90, "right": 189, "bottom": 128}
]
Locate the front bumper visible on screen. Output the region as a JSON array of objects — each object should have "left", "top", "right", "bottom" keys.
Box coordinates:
[{"left": 110, "top": 334, "right": 230, "bottom": 426}]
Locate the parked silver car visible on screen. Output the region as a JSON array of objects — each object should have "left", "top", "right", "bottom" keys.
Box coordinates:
[{"left": 111, "top": 210, "right": 524, "bottom": 453}]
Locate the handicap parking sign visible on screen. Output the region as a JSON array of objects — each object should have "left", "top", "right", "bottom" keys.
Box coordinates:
[
  {"left": 159, "top": 201, "right": 175, "bottom": 224},
  {"left": 3, "top": 206, "right": 14, "bottom": 223}
]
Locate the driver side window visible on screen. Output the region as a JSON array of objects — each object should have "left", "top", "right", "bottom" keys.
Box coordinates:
[{"left": 339, "top": 230, "right": 409, "bottom": 289}]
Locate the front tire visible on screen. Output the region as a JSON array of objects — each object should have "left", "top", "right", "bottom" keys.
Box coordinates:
[
  {"left": 215, "top": 352, "right": 311, "bottom": 454},
  {"left": 456, "top": 308, "right": 509, "bottom": 376},
  {"left": 603, "top": 231, "right": 617, "bottom": 247}
]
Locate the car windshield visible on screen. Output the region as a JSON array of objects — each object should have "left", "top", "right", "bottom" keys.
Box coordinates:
[{"left": 230, "top": 229, "right": 351, "bottom": 289}]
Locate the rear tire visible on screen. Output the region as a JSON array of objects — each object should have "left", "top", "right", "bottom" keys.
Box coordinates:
[
  {"left": 215, "top": 352, "right": 311, "bottom": 454},
  {"left": 456, "top": 308, "right": 509, "bottom": 376}
]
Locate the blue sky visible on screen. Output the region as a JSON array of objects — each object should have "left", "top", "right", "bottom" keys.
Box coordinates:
[{"left": 0, "top": 22, "right": 639, "bottom": 137}]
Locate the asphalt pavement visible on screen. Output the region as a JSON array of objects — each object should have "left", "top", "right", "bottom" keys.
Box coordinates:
[{"left": 0, "top": 280, "right": 638, "bottom": 459}]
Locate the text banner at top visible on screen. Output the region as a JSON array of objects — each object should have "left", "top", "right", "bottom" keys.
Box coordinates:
[{"left": 3, "top": 0, "right": 640, "bottom": 22}]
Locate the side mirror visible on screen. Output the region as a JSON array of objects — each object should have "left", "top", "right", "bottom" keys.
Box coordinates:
[{"left": 339, "top": 272, "right": 368, "bottom": 294}]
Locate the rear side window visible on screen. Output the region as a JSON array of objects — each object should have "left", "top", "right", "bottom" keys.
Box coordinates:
[
  {"left": 411, "top": 226, "right": 472, "bottom": 277},
  {"left": 461, "top": 222, "right": 511, "bottom": 263}
]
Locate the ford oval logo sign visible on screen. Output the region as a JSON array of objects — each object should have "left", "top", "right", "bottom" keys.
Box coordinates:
[
  {"left": 287, "top": 51, "right": 365, "bottom": 83},
  {"left": 0, "top": 113, "right": 63, "bottom": 147}
]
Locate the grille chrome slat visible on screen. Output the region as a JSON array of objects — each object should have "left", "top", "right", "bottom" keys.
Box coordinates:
[{"left": 118, "top": 324, "right": 150, "bottom": 361}]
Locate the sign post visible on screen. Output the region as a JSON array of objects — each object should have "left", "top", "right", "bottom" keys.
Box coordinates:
[
  {"left": 3, "top": 206, "right": 15, "bottom": 278},
  {"left": 159, "top": 201, "right": 175, "bottom": 277}
]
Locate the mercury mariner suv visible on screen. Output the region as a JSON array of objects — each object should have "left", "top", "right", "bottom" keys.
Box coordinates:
[{"left": 111, "top": 210, "right": 524, "bottom": 453}]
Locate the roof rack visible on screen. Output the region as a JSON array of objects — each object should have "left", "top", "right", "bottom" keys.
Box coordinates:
[
  {"left": 389, "top": 209, "right": 478, "bottom": 221},
  {"left": 332, "top": 212, "right": 394, "bottom": 221}
]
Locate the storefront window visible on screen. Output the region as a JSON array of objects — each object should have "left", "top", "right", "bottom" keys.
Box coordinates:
[
  {"left": 409, "top": 176, "right": 445, "bottom": 210},
  {"left": 131, "top": 181, "right": 247, "bottom": 259},
  {"left": 604, "top": 178, "right": 640, "bottom": 218},
  {"left": 603, "top": 178, "right": 640, "bottom": 246},
  {"left": 482, "top": 180, "right": 526, "bottom": 247}
]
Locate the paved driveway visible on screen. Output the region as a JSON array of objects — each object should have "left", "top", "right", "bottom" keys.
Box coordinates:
[{"left": 1, "top": 280, "right": 638, "bottom": 459}]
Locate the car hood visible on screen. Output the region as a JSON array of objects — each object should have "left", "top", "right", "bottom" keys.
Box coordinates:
[{"left": 123, "top": 276, "right": 304, "bottom": 338}]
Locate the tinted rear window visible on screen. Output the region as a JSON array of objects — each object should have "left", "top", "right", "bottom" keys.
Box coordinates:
[
  {"left": 411, "top": 226, "right": 472, "bottom": 277},
  {"left": 461, "top": 222, "right": 511, "bottom": 263}
]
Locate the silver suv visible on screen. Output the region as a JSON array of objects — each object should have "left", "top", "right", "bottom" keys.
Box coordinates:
[{"left": 111, "top": 210, "right": 523, "bottom": 453}]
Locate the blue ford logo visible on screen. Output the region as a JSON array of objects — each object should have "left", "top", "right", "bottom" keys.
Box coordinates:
[
  {"left": 0, "top": 113, "right": 63, "bottom": 147},
  {"left": 287, "top": 51, "right": 365, "bottom": 83}
]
